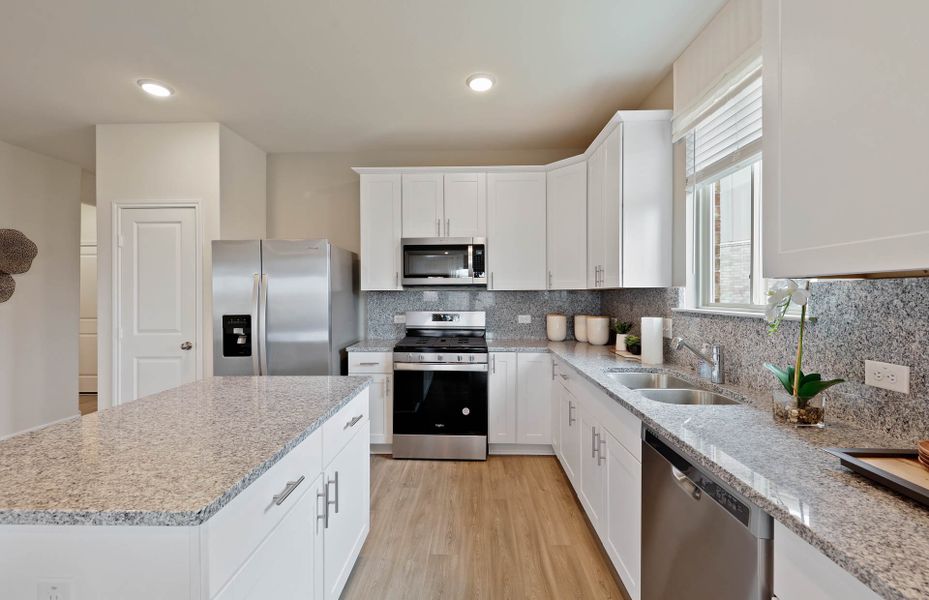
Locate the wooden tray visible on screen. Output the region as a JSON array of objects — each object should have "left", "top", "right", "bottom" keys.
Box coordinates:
[
  {"left": 825, "top": 448, "right": 929, "bottom": 507},
  {"left": 609, "top": 349, "right": 641, "bottom": 362}
]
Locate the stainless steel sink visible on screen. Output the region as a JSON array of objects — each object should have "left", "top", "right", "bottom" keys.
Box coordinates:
[
  {"left": 636, "top": 388, "right": 738, "bottom": 406},
  {"left": 606, "top": 372, "right": 696, "bottom": 390}
]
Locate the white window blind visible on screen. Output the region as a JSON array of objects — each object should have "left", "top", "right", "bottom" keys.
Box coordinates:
[{"left": 685, "top": 73, "right": 762, "bottom": 185}]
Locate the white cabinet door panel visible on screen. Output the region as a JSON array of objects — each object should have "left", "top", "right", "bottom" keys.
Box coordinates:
[
  {"left": 488, "top": 352, "right": 517, "bottom": 443},
  {"left": 360, "top": 174, "right": 402, "bottom": 290},
  {"left": 546, "top": 161, "right": 587, "bottom": 289},
  {"left": 605, "top": 432, "right": 641, "bottom": 600},
  {"left": 601, "top": 127, "right": 622, "bottom": 289},
  {"left": 487, "top": 172, "right": 547, "bottom": 290},
  {"left": 401, "top": 173, "right": 444, "bottom": 238},
  {"left": 578, "top": 409, "right": 605, "bottom": 531},
  {"left": 587, "top": 148, "right": 604, "bottom": 288},
  {"left": 367, "top": 374, "right": 392, "bottom": 444},
  {"left": 763, "top": 0, "right": 929, "bottom": 277},
  {"left": 559, "top": 384, "right": 580, "bottom": 487},
  {"left": 443, "top": 172, "right": 486, "bottom": 238},
  {"left": 516, "top": 353, "right": 552, "bottom": 444}
]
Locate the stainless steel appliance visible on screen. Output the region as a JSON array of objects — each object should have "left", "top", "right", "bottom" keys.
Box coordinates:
[
  {"left": 642, "top": 430, "right": 773, "bottom": 600},
  {"left": 211, "top": 239, "right": 359, "bottom": 376},
  {"left": 392, "top": 311, "right": 488, "bottom": 460},
  {"left": 401, "top": 238, "right": 486, "bottom": 286}
]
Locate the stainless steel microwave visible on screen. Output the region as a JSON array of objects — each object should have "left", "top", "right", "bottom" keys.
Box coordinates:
[{"left": 401, "top": 238, "right": 486, "bottom": 286}]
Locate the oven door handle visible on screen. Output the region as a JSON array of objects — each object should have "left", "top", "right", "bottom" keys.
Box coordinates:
[{"left": 394, "top": 363, "right": 488, "bottom": 372}]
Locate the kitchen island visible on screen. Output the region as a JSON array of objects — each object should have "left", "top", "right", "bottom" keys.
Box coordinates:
[{"left": 0, "top": 376, "right": 371, "bottom": 599}]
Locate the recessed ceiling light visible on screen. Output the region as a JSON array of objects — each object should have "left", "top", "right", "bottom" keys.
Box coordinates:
[
  {"left": 137, "top": 79, "right": 174, "bottom": 97},
  {"left": 466, "top": 73, "right": 495, "bottom": 93}
]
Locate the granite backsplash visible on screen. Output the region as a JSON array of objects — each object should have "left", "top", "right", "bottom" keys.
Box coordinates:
[
  {"left": 602, "top": 279, "right": 929, "bottom": 442},
  {"left": 364, "top": 290, "right": 601, "bottom": 340}
]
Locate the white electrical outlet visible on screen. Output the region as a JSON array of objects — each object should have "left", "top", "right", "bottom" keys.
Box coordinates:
[
  {"left": 517, "top": 315, "right": 531, "bottom": 324},
  {"left": 37, "top": 580, "right": 71, "bottom": 600},
  {"left": 865, "top": 360, "right": 910, "bottom": 394},
  {"left": 393, "top": 314, "right": 406, "bottom": 324},
  {"left": 662, "top": 318, "right": 673, "bottom": 339}
]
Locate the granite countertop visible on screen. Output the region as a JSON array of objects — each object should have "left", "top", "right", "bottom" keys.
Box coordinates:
[
  {"left": 347, "top": 339, "right": 399, "bottom": 352},
  {"left": 0, "top": 376, "right": 371, "bottom": 527},
  {"left": 545, "top": 341, "right": 927, "bottom": 600}
]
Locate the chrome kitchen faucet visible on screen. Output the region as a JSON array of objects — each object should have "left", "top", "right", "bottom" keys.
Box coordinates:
[{"left": 671, "top": 337, "right": 725, "bottom": 384}]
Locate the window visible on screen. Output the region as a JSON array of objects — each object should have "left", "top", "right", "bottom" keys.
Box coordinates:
[{"left": 682, "top": 71, "right": 776, "bottom": 312}]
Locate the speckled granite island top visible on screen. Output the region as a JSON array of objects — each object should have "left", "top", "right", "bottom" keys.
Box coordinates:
[
  {"left": 545, "top": 341, "right": 929, "bottom": 600},
  {"left": 0, "top": 376, "right": 370, "bottom": 527}
]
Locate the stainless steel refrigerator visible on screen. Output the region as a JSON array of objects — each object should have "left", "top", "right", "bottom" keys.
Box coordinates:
[{"left": 212, "top": 239, "right": 359, "bottom": 376}]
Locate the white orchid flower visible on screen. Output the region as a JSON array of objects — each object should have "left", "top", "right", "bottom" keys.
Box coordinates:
[{"left": 790, "top": 288, "right": 811, "bottom": 306}]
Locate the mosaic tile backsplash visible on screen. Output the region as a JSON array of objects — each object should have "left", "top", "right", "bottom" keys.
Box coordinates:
[
  {"left": 364, "top": 290, "right": 601, "bottom": 340},
  {"left": 602, "top": 279, "right": 929, "bottom": 442}
]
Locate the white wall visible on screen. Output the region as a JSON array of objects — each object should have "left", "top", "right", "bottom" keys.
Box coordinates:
[
  {"left": 268, "top": 148, "right": 580, "bottom": 253},
  {"left": 95, "top": 123, "right": 222, "bottom": 409},
  {"left": 0, "top": 140, "right": 81, "bottom": 437},
  {"left": 219, "top": 126, "right": 267, "bottom": 239},
  {"left": 638, "top": 71, "right": 673, "bottom": 109}
]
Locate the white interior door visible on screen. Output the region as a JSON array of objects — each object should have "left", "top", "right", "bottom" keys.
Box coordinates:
[{"left": 117, "top": 206, "right": 198, "bottom": 404}]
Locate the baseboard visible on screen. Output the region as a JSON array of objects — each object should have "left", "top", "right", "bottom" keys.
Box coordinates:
[
  {"left": 370, "top": 443, "right": 392, "bottom": 455},
  {"left": 489, "top": 443, "right": 554, "bottom": 456}
]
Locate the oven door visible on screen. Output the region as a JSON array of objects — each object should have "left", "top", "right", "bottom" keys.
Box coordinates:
[
  {"left": 393, "top": 363, "right": 488, "bottom": 436},
  {"left": 401, "top": 238, "right": 481, "bottom": 285}
]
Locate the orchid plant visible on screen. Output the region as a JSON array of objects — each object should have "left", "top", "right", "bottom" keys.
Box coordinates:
[{"left": 763, "top": 280, "right": 843, "bottom": 409}]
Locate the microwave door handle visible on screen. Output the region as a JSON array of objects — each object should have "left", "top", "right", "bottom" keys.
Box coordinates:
[{"left": 468, "top": 244, "right": 474, "bottom": 280}]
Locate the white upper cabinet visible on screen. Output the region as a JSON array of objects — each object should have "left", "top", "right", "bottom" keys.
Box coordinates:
[
  {"left": 588, "top": 113, "right": 672, "bottom": 289},
  {"left": 763, "top": 0, "right": 929, "bottom": 277},
  {"left": 443, "top": 172, "right": 486, "bottom": 238},
  {"left": 547, "top": 160, "right": 587, "bottom": 289},
  {"left": 401, "top": 173, "right": 444, "bottom": 238},
  {"left": 360, "top": 174, "right": 402, "bottom": 290},
  {"left": 486, "top": 172, "right": 547, "bottom": 290}
]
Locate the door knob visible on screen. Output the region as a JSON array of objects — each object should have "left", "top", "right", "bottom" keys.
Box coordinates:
[{"left": 180, "top": 341, "right": 193, "bottom": 350}]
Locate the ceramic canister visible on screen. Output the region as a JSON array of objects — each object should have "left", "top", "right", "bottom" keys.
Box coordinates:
[
  {"left": 587, "top": 316, "right": 610, "bottom": 346},
  {"left": 546, "top": 313, "right": 567, "bottom": 342},
  {"left": 574, "top": 315, "right": 589, "bottom": 343}
]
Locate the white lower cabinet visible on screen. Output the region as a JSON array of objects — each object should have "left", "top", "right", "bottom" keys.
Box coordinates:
[
  {"left": 323, "top": 421, "right": 371, "bottom": 600},
  {"left": 604, "top": 431, "right": 641, "bottom": 600},
  {"left": 488, "top": 352, "right": 518, "bottom": 443},
  {"left": 558, "top": 382, "right": 580, "bottom": 485},
  {"left": 348, "top": 352, "right": 393, "bottom": 445},
  {"left": 553, "top": 363, "right": 641, "bottom": 600},
  {"left": 773, "top": 521, "right": 879, "bottom": 600},
  {"left": 214, "top": 475, "right": 322, "bottom": 600},
  {"left": 516, "top": 353, "right": 552, "bottom": 444},
  {"left": 578, "top": 408, "right": 606, "bottom": 531}
]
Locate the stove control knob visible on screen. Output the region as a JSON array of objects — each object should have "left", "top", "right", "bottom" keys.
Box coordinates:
[
  {"left": 457, "top": 355, "right": 463, "bottom": 362},
  {"left": 418, "top": 354, "right": 425, "bottom": 362},
  {"left": 436, "top": 354, "right": 443, "bottom": 362},
  {"left": 469, "top": 355, "right": 475, "bottom": 362}
]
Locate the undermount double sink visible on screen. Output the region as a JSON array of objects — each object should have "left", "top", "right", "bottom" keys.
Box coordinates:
[{"left": 605, "top": 372, "right": 738, "bottom": 406}]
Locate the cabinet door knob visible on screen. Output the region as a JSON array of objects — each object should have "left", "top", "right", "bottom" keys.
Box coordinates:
[{"left": 180, "top": 341, "right": 192, "bottom": 350}]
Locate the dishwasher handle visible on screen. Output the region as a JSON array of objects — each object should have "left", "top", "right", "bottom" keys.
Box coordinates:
[{"left": 671, "top": 466, "right": 702, "bottom": 500}]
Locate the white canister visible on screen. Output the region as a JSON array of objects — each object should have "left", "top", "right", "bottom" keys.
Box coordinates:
[
  {"left": 546, "top": 314, "right": 567, "bottom": 341},
  {"left": 641, "top": 317, "right": 665, "bottom": 364},
  {"left": 587, "top": 316, "right": 610, "bottom": 346},
  {"left": 574, "top": 315, "right": 589, "bottom": 343}
]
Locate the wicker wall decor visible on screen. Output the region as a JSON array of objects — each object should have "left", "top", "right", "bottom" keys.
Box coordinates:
[{"left": 0, "top": 229, "right": 38, "bottom": 303}]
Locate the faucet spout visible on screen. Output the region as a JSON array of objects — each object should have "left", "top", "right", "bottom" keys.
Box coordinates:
[{"left": 671, "top": 337, "right": 725, "bottom": 384}]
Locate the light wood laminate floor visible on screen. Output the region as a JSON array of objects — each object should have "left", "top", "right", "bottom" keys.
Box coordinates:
[{"left": 342, "top": 455, "right": 629, "bottom": 600}]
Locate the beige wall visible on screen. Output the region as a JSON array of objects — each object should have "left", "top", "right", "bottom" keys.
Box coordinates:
[
  {"left": 268, "top": 148, "right": 582, "bottom": 253},
  {"left": 0, "top": 140, "right": 82, "bottom": 437},
  {"left": 638, "top": 71, "right": 673, "bottom": 110},
  {"left": 220, "top": 126, "right": 267, "bottom": 239},
  {"left": 96, "top": 123, "right": 222, "bottom": 409}
]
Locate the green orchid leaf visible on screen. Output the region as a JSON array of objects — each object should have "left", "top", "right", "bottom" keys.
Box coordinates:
[
  {"left": 764, "top": 363, "right": 794, "bottom": 395},
  {"left": 797, "top": 378, "right": 844, "bottom": 400},
  {"left": 800, "top": 372, "right": 822, "bottom": 386}
]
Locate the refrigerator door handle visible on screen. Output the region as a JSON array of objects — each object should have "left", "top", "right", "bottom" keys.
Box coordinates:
[
  {"left": 259, "top": 273, "right": 270, "bottom": 376},
  {"left": 251, "top": 273, "right": 261, "bottom": 376}
]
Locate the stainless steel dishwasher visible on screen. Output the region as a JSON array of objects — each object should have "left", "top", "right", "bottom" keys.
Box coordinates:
[{"left": 642, "top": 430, "right": 773, "bottom": 600}]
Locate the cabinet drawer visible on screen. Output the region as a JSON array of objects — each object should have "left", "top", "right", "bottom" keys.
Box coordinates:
[
  {"left": 348, "top": 352, "right": 393, "bottom": 374},
  {"left": 323, "top": 389, "right": 370, "bottom": 465},
  {"left": 205, "top": 430, "right": 323, "bottom": 597}
]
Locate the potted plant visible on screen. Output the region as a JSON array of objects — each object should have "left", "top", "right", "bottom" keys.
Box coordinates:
[
  {"left": 625, "top": 335, "right": 641, "bottom": 356},
  {"left": 763, "top": 279, "right": 843, "bottom": 427},
  {"left": 613, "top": 321, "right": 634, "bottom": 352}
]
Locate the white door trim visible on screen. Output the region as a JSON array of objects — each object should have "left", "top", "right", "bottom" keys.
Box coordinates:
[{"left": 111, "top": 202, "right": 203, "bottom": 407}]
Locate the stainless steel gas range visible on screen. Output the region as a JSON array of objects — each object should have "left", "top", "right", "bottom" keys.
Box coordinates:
[{"left": 392, "top": 311, "right": 488, "bottom": 460}]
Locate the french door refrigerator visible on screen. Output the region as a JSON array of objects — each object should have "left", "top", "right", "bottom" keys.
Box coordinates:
[{"left": 212, "top": 239, "right": 359, "bottom": 376}]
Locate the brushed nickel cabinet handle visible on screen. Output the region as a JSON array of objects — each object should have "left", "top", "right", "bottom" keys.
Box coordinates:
[
  {"left": 597, "top": 436, "right": 606, "bottom": 466},
  {"left": 446, "top": 218, "right": 450, "bottom": 237},
  {"left": 317, "top": 485, "right": 328, "bottom": 530},
  {"left": 359, "top": 361, "right": 379, "bottom": 366},
  {"left": 344, "top": 414, "right": 363, "bottom": 429},
  {"left": 273, "top": 475, "right": 305, "bottom": 506},
  {"left": 436, "top": 218, "right": 441, "bottom": 236},
  {"left": 592, "top": 428, "right": 599, "bottom": 458},
  {"left": 568, "top": 401, "right": 576, "bottom": 426},
  {"left": 327, "top": 471, "right": 339, "bottom": 514}
]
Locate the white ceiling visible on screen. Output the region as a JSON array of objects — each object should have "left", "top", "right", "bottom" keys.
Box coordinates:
[{"left": 0, "top": 0, "right": 725, "bottom": 171}]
